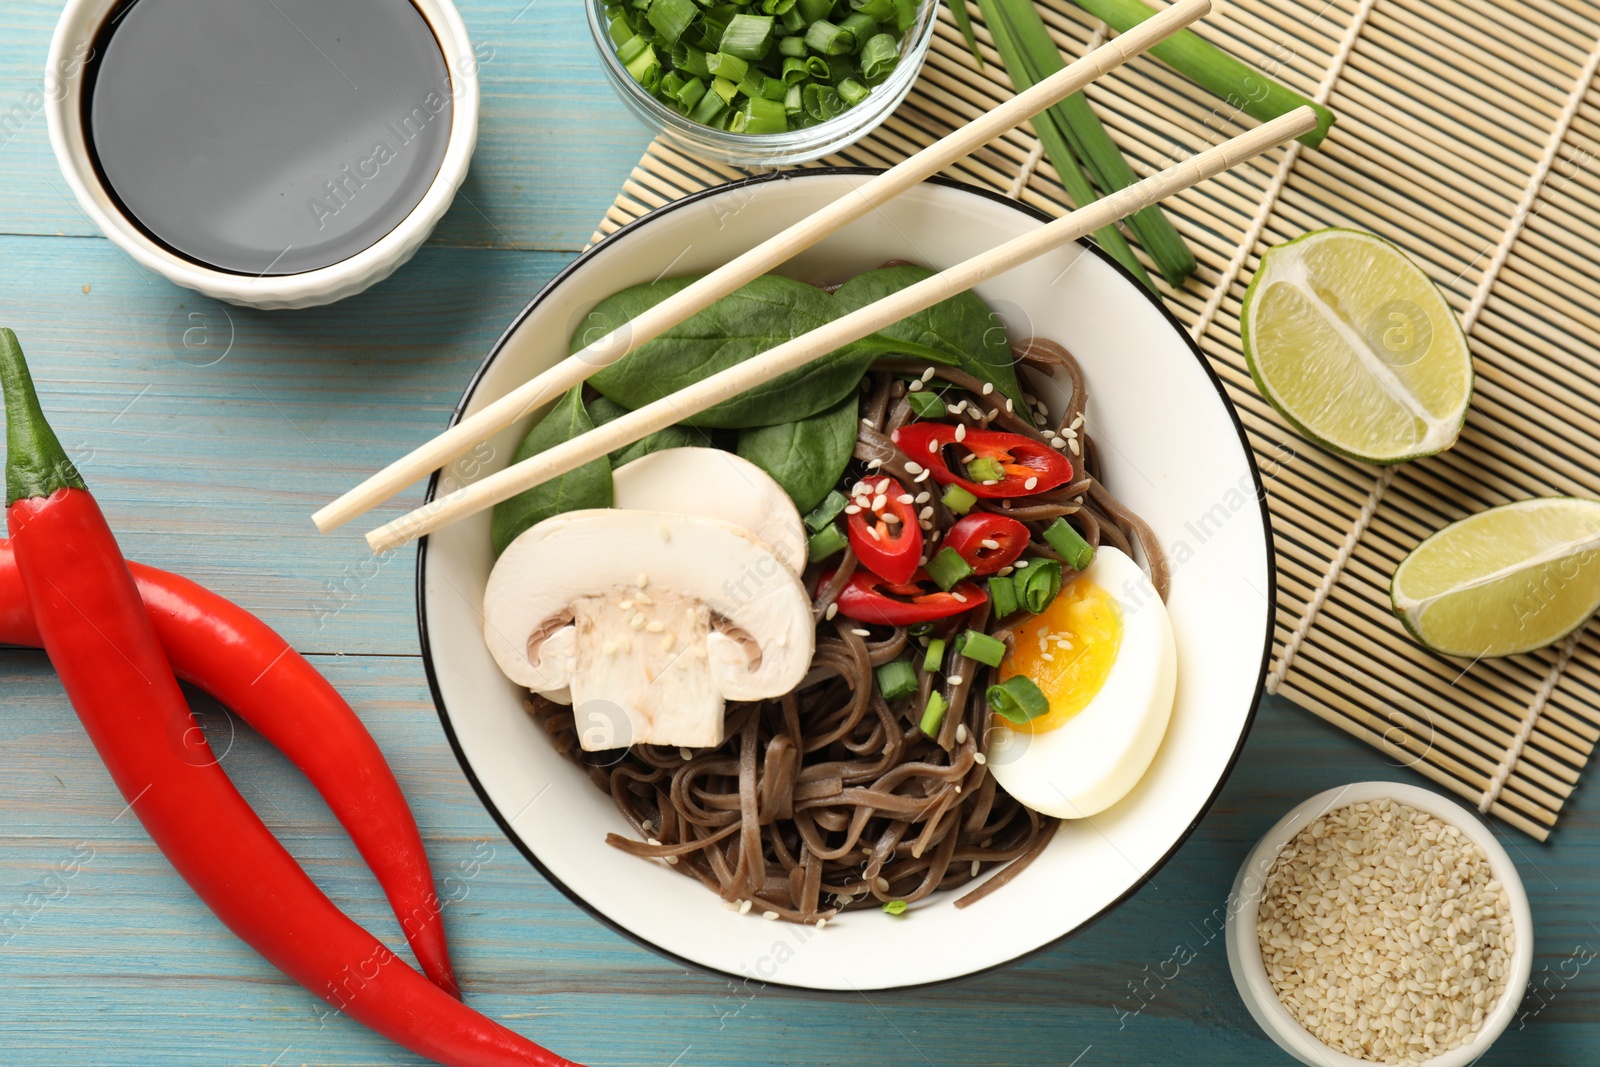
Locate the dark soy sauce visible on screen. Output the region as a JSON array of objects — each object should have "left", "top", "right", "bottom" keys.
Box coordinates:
[{"left": 86, "top": 0, "right": 452, "bottom": 276}]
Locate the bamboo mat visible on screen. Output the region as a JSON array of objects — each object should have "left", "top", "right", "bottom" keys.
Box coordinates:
[{"left": 589, "top": 0, "right": 1600, "bottom": 839}]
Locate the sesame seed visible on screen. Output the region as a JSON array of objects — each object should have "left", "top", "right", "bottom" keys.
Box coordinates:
[
  {"left": 1024, "top": 477, "right": 1038, "bottom": 490},
  {"left": 1005, "top": 398, "right": 1014, "bottom": 413},
  {"left": 660, "top": 634, "right": 676, "bottom": 652},
  {"left": 844, "top": 504, "right": 862, "bottom": 515},
  {"left": 738, "top": 899, "right": 752, "bottom": 915},
  {"left": 874, "top": 877, "right": 890, "bottom": 892},
  {"left": 763, "top": 911, "right": 780, "bottom": 921},
  {"left": 971, "top": 860, "right": 981, "bottom": 877},
  {"left": 921, "top": 367, "right": 936, "bottom": 383},
  {"left": 865, "top": 525, "right": 882, "bottom": 541},
  {"left": 619, "top": 600, "right": 633, "bottom": 611},
  {"left": 646, "top": 620, "right": 664, "bottom": 633},
  {"left": 635, "top": 592, "right": 654, "bottom": 606},
  {"left": 601, "top": 641, "right": 617, "bottom": 655},
  {"left": 951, "top": 592, "right": 968, "bottom": 603},
  {"left": 973, "top": 752, "right": 987, "bottom": 765},
  {"left": 919, "top": 506, "right": 934, "bottom": 520},
  {"left": 915, "top": 492, "right": 930, "bottom": 504},
  {"left": 956, "top": 724, "right": 969, "bottom": 744},
  {"left": 904, "top": 460, "right": 924, "bottom": 474},
  {"left": 648, "top": 837, "right": 662, "bottom": 846},
  {"left": 981, "top": 479, "right": 999, "bottom": 485},
  {"left": 862, "top": 417, "right": 874, "bottom": 425},
  {"left": 867, "top": 458, "right": 884, "bottom": 469},
  {"left": 920, "top": 520, "right": 933, "bottom": 530},
  {"left": 981, "top": 383, "right": 994, "bottom": 396},
  {"left": 872, "top": 493, "right": 887, "bottom": 510},
  {"left": 851, "top": 628, "right": 871, "bottom": 637},
  {"left": 981, "top": 538, "right": 1000, "bottom": 550},
  {"left": 908, "top": 380, "right": 923, "bottom": 392},
  {"left": 1069, "top": 438, "right": 1081, "bottom": 456},
  {"left": 927, "top": 439, "right": 938, "bottom": 454},
  {"left": 955, "top": 423, "right": 967, "bottom": 442},
  {"left": 723, "top": 900, "right": 740, "bottom": 912},
  {"left": 883, "top": 513, "right": 902, "bottom": 525},
  {"left": 1071, "top": 414, "right": 1084, "bottom": 429},
  {"left": 877, "top": 479, "right": 890, "bottom": 493},
  {"left": 638, "top": 573, "right": 649, "bottom": 589},
  {"left": 898, "top": 493, "right": 915, "bottom": 504},
  {"left": 997, "top": 566, "right": 1013, "bottom": 577},
  {"left": 988, "top": 409, "right": 1000, "bottom": 420},
  {"left": 1040, "top": 652, "right": 1054, "bottom": 662},
  {"left": 680, "top": 747, "right": 695, "bottom": 761},
  {"left": 915, "top": 469, "right": 931, "bottom": 483},
  {"left": 1050, "top": 436, "right": 1066, "bottom": 448},
  {"left": 948, "top": 674, "right": 964, "bottom": 686},
  {"left": 667, "top": 855, "right": 678, "bottom": 865},
  {"left": 824, "top": 602, "right": 839, "bottom": 620},
  {"left": 951, "top": 400, "right": 967, "bottom": 415},
  {"left": 631, "top": 612, "right": 647, "bottom": 629},
  {"left": 1013, "top": 559, "right": 1029, "bottom": 568},
  {"left": 815, "top": 919, "right": 828, "bottom": 929}
]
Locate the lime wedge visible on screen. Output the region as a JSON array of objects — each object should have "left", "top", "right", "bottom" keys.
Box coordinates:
[
  {"left": 1391, "top": 498, "right": 1600, "bottom": 658},
  {"left": 1242, "top": 228, "right": 1473, "bottom": 464}
]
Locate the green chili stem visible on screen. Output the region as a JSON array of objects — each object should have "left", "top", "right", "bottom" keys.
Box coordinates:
[{"left": 0, "top": 329, "right": 87, "bottom": 506}]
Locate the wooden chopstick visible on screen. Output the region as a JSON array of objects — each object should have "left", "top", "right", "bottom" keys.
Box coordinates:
[
  {"left": 311, "top": 0, "right": 1212, "bottom": 536},
  {"left": 366, "top": 106, "right": 1317, "bottom": 554}
]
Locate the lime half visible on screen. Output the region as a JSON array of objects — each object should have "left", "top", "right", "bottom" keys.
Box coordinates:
[
  {"left": 1391, "top": 498, "right": 1600, "bottom": 658},
  {"left": 1242, "top": 229, "right": 1473, "bottom": 464}
]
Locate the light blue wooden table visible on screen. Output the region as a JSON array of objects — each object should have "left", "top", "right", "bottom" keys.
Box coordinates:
[{"left": 1, "top": 3, "right": 1596, "bottom": 1064}]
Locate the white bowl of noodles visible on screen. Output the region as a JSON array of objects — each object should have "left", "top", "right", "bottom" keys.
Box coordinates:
[{"left": 417, "top": 170, "right": 1274, "bottom": 990}]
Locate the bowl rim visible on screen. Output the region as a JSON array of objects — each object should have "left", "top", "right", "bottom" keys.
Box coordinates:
[
  {"left": 1223, "top": 779, "right": 1535, "bottom": 1067},
  {"left": 414, "top": 167, "right": 1278, "bottom": 991},
  {"left": 44, "top": 0, "right": 481, "bottom": 309}
]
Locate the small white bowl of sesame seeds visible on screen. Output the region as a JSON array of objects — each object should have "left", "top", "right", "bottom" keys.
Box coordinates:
[{"left": 1225, "top": 781, "right": 1533, "bottom": 1067}]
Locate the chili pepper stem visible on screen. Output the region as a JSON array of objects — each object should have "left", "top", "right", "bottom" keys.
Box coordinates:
[{"left": 0, "top": 329, "right": 87, "bottom": 505}]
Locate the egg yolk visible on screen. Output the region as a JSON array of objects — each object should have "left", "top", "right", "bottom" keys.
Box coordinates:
[{"left": 997, "top": 574, "right": 1121, "bottom": 734}]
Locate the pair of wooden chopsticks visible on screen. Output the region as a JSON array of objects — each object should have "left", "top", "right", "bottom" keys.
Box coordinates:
[{"left": 317, "top": 0, "right": 1313, "bottom": 554}]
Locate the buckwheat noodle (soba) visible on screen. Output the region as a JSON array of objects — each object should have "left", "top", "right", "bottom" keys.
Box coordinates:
[{"left": 526, "top": 335, "right": 1168, "bottom": 923}]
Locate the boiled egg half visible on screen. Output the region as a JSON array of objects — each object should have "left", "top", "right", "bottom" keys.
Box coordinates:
[{"left": 986, "top": 546, "right": 1176, "bottom": 818}]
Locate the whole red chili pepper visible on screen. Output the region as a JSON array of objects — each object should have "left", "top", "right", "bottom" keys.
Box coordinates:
[
  {"left": 824, "top": 567, "right": 987, "bottom": 625},
  {"left": 0, "top": 538, "right": 457, "bottom": 997},
  {"left": 892, "top": 422, "right": 1073, "bottom": 498},
  {"left": 943, "top": 513, "right": 1031, "bottom": 575},
  {"left": 0, "top": 331, "right": 579, "bottom": 1067}
]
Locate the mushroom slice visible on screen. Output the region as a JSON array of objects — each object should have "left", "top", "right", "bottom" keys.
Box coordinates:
[
  {"left": 612, "top": 448, "right": 808, "bottom": 573},
  {"left": 483, "top": 509, "right": 814, "bottom": 751}
]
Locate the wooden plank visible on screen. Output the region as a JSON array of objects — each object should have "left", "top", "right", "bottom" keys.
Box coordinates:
[
  {"left": 0, "top": 653, "right": 1593, "bottom": 1065},
  {"left": 0, "top": 234, "right": 572, "bottom": 656},
  {"left": 0, "top": 0, "right": 653, "bottom": 251}
]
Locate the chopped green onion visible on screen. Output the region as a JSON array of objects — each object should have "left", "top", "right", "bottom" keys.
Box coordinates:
[
  {"left": 783, "top": 82, "right": 805, "bottom": 117},
  {"left": 1019, "top": 558, "right": 1062, "bottom": 614},
  {"left": 891, "top": 0, "right": 916, "bottom": 32},
  {"left": 780, "top": 56, "right": 810, "bottom": 83},
  {"left": 778, "top": 4, "right": 806, "bottom": 31},
  {"left": 965, "top": 455, "right": 1006, "bottom": 484},
  {"left": 837, "top": 76, "right": 870, "bottom": 106},
  {"left": 907, "top": 390, "right": 946, "bottom": 418},
  {"left": 918, "top": 691, "right": 948, "bottom": 737},
  {"left": 838, "top": 10, "right": 877, "bottom": 45},
  {"left": 1068, "top": 0, "right": 1335, "bottom": 147},
  {"left": 804, "top": 19, "right": 855, "bottom": 55},
  {"left": 988, "top": 574, "right": 1019, "bottom": 618},
  {"left": 876, "top": 659, "right": 918, "bottom": 701},
  {"left": 1043, "top": 517, "right": 1095, "bottom": 572},
  {"left": 882, "top": 899, "right": 909, "bottom": 915},
  {"left": 729, "top": 94, "right": 789, "bottom": 133},
  {"left": 623, "top": 42, "right": 662, "bottom": 86},
  {"left": 942, "top": 484, "right": 978, "bottom": 515},
  {"left": 674, "top": 74, "right": 707, "bottom": 109},
  {"left": 608, "top": 14, "right": 635, "bottom": 45},
  {"left": 849, "top": 0, "right": 896, "bottom": 20},
  {"left": 762, "top": 0, "right": 798, "bottom": 13},
  {"left": 720, "top": 13, "right": 775, "bottom": 59},
  {"left": 956, "top": 629, "right": 1007, "bottom": 668},
  {"left": 926, "top": 546, "right": 974, "bottom": 591},
  {"left": 987, "top": 675, "right": 1049, "bottom": 725},
  {"left": 805, "top": 489, "right": 849, "bottom": 531},
  {"left": 710, "top": 74, "right": 740, "bottom": 101},
  {"left": 647, "top": 0, "right": 701, "bottom": 43},
  {"left": 617, "top": 34, "right": 650, "bottom": 62},
  {"left": 796, "top": 0, "right": 833, "bottom": 21},
  {"left": 923, "top": 637, "right": 946, "bottom": 673},
  {"left": 675, "top": 43, "right": 712, "bottom": 77},
  {"left": 807, "top": 522, "right": 848, "bottom": 561},
  {"left": 777, "top": 34, "right": 809, "bottom": 56},
  {"left": 690, "top": 89, "right": 727, "bottom": 124},
  {"left": 704, "top": 50, "right": 748, "bottom": 81},
  {"left": 907, "top": 620, "right": 934, "bottom": 638},
  {"left": 860, "top": 32, "right": 899, "bottom": 81}
]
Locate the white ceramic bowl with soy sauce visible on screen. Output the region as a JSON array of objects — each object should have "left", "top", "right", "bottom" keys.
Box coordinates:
[{"left": 46, "top": 0, "right": 482, "bottom": 310}]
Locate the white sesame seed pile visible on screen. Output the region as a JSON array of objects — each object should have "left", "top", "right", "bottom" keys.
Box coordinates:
[{"left": 1256, "top": 798, "right": 1513, "bottom": 1064}]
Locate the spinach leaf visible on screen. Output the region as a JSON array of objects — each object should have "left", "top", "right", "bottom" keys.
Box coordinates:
[
  {"left": 489, "top": 386, "right": 613, "bottom": 556},
  {"left": 580, "top": 275, "right": 952, "bottom": 429},
  {"left": 736, "top": 389, "right": 860, "bottom": 513},
  {"left": 586, "top": 394, "right": 711, "bottom": 467},
  {"left": 831, "top": 265, "right": 1029, "bottom": 411}
]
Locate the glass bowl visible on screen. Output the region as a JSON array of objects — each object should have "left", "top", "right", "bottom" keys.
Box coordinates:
[{"left": 586, "top": 0, "right": 938, "bottom": 167}]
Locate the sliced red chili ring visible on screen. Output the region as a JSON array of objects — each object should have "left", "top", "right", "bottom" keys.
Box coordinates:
[
  {"left": 845, "top": 475, "right": 923, "bottom": 585},
  {"left": 824, "top": 567, "right": 987, "bottom": 625},
  {"left": 943, "top": 513, "right": 1030, "bottom": 575},
  {"left": 891, "top": 422, "right": 1072, "bottom": 499}
]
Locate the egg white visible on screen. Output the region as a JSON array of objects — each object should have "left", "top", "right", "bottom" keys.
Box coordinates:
[{"left": 986, "top": 546, "right": 1177, "bottom": 818}]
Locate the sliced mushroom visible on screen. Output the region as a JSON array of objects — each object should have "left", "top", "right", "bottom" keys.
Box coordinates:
[
  {"left": 483, "top": 509, "right": 814, "bottom": 751},
  {"left": 612, "top": 448, "right": 807, "bottom": 573}
]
